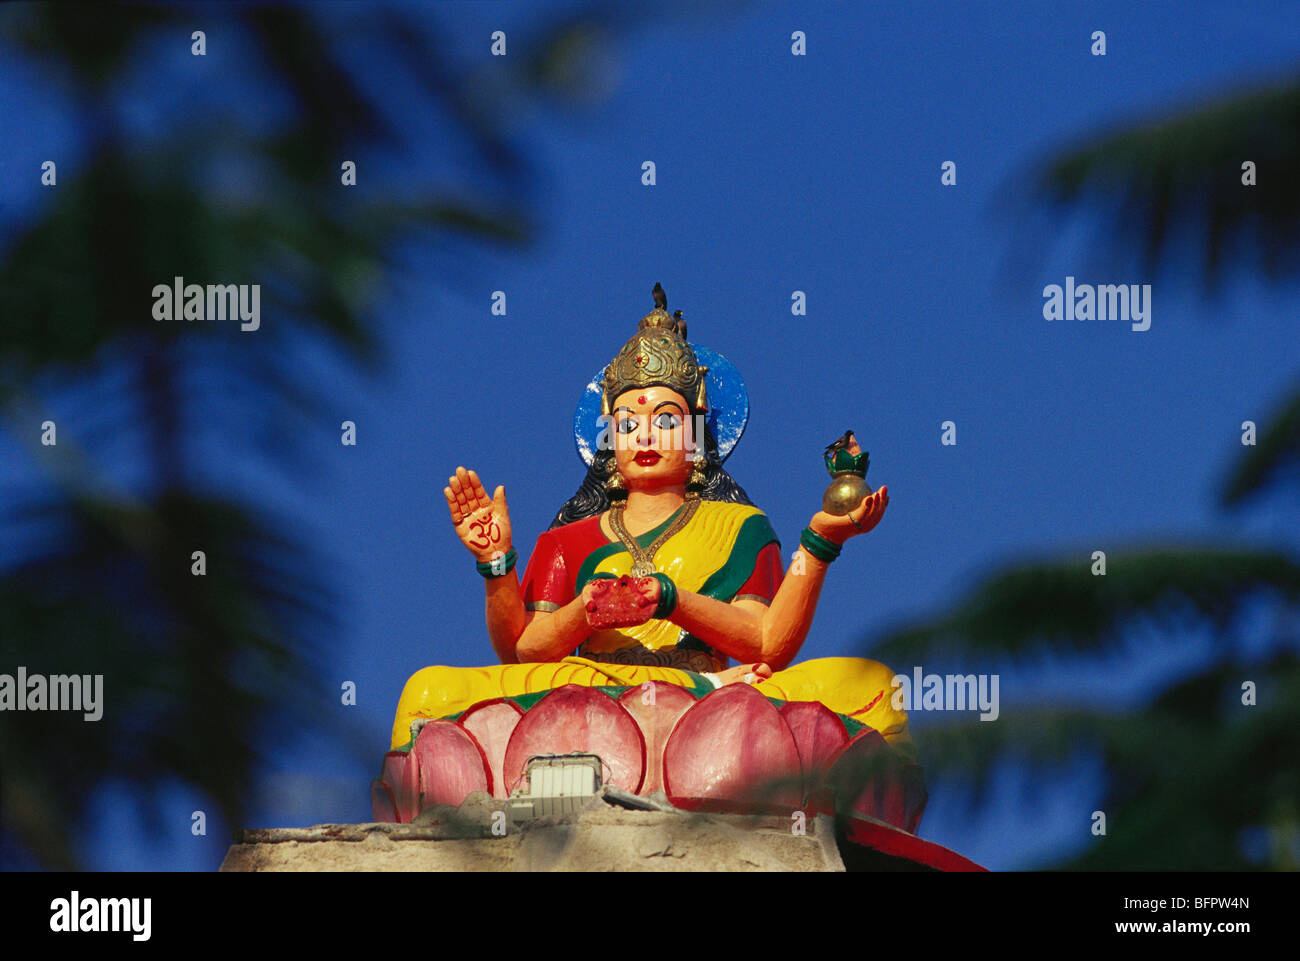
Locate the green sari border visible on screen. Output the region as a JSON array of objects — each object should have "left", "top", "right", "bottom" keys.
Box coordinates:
[{"left": 695, "top": 513, "right": 779, "bottom": 600}]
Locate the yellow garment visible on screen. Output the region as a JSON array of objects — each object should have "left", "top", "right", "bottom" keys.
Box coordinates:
[
  {"left": 579, "top": 499, "right": 768, "bottom": 654},
  {"left": 391, "top": 655, "right": 913, "bottom": 757}
]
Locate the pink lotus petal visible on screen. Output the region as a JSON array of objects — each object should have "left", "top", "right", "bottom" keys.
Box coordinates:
[
  {"left": 779, "top": 700, "right": 851, "bottom": 809},
  {"left": 412, "top": 719, "right": 492, "bottom": 810},
  {"left": 663, "top": 684, "right": 802, "bottom": 813},
  {"left": 825, "top": 729, "right": 909, "bottom": 830},
  {"left": 381, "top": 750, "right": 419, "bottom": 823},
  {"left": 458, "top": 699, "right": 525, "bottom": 799},
  {"left": 502, "top": 685, "right": 646, "bottom": 794},
  {"left": 618, "top": 682, "right": 697, "bottom": 795},
  {"left": 370, "top": 778, "right": 397, "bottom": 823}
]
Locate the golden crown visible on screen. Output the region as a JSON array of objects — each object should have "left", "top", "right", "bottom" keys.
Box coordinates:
[{"left": 599, "top": 284, "right": 710, "bottom": 417}]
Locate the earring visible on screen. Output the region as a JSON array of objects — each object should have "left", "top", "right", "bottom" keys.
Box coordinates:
[
  {"left": 686, "top": 454, "right": 707, "bottom": 499},
  {"left": 603, "top": 458, "right": 628, "bottom": 501}
]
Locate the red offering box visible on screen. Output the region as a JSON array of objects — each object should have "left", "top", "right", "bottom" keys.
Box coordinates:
[{"left": 585, "top": 574, "right": 657, "bottom": 628}]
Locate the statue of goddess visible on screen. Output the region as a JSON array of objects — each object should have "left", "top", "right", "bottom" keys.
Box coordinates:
[{"left": 391, "top": 286, "right": 914, "bottom": 785}]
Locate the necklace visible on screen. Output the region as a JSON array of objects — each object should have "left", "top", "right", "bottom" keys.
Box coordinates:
[{"left": 608, "top": 498, "right": 700, "bottom": 577}]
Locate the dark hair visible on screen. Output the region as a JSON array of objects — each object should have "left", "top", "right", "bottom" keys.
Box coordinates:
[{"left": 548, "top": 423, "right": 756, "bottom": 529}]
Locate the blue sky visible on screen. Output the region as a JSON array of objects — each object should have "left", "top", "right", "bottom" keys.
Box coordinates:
[{"left": 4, "top": 0, "right": 1299, "bottom": 870}]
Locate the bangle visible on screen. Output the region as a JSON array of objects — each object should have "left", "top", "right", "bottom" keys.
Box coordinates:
[
  {"left": 476, "top": 547, "right": 517, "bottom": 578},
  {"left": 650, "top": 572, "right": 678, "bottom": 618},
  {"left": 800, "top": 527, "right": 841, "bottom": 563}
]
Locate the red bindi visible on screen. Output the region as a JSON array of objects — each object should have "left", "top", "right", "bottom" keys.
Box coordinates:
[{"left": 637, "top": 395, "right": 647, "bottom": 404}]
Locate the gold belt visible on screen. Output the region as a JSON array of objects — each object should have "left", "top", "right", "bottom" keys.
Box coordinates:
[{"left": 579, "top": 645, "right": 723, "bottom": 674}]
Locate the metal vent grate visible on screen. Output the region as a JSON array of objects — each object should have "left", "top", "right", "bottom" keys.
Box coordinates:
[{"left": 507, "top": 754, "right": 604, "bottom": 819}]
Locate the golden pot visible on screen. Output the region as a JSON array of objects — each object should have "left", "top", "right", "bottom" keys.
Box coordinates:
[{"left": 822, "top": 471, "right": 874, "bottom": 515}]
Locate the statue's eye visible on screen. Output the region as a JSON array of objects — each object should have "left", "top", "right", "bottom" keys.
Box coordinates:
[
  {"left": 653, "top": 412, "right": 682, "bottom": 430},
  {"left": 616, "top": 417, "right": 638, "bottom": 433}
]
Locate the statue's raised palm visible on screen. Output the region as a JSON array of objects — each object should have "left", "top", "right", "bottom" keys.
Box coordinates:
[{"left": 444, "top": 466, "right": 512, "bottom": 562}]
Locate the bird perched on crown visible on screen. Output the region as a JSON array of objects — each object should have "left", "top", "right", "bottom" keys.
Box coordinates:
[
  {"left": 598, "top": 282, "right": 707, "bottom": 418},
  {"left": 672, "top": 309, "right": 687, "bottom": 339}
]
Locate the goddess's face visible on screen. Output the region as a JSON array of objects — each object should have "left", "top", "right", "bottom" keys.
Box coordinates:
[{"left": 609, "top": 386, "right": 698, "bottom": 491}]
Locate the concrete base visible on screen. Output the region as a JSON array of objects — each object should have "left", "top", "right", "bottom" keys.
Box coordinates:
[{"left": 220, "top": 792, "right": 845, "bottom": 872}]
